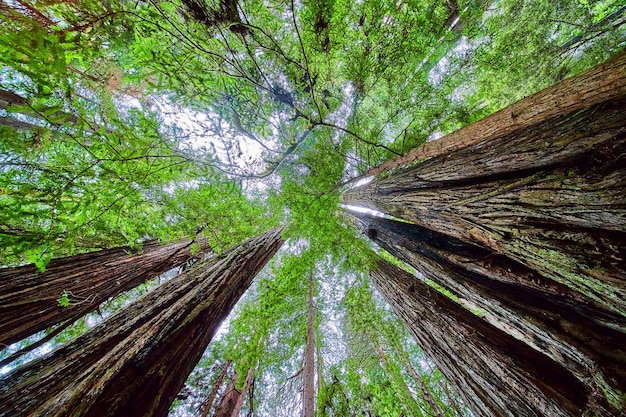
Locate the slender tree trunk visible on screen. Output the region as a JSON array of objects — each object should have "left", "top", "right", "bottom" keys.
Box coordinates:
[
  {"left": 213, "top": 378, "right": 240, "bottom": 417},
  {"left": 200, "top": 360, "right": 232, "bottom": 417},
  {"left": 351, "top": 211, "right": 626, "bottom": 412},
  {"left": 370, "top": 257, "right": 597, "bottom": 417},
  {"left": 0, "top": 238, "right": 210, "bottom": 348},
  {"left": 231, "top": 368, "right": 254, "bottom": 417},
  {"left": 302, "top": 271, "right": 316, "bottom": 417},
  {"left": 343, "top": 63, "right": 626, "bottom": 318},
  {"left": 401, "top": 350, "right": 446, "bottom": 417},
  {"left": 0, "top": 227, "right": 284, "bottom": 417},
  {"left": 370, "top": 338, "right": 433, "bottom": 417}
]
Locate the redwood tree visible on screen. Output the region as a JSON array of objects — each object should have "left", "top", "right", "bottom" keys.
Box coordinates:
[
  {"left": 370, "top": 257, "right": 607, "bottom": 417},
  {"left": 0, "top": 227, "right": 284, "bottom": 417},
  {"left": 351, "top": 211, "right": 626, "bottom": 412},
  {"left": 0, "top": 238, "right": 210, "bottom": 348},
  {"left": 343, "top": 52, "right": 626, "bottom": 318}
]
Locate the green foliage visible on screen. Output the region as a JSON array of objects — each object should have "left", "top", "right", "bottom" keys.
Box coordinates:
[
  {"left": 56, "top": 290, "right": 70, "bottom": 308},
  {"left": 1, "top": 0, "right": 623, "bottom": 414}
]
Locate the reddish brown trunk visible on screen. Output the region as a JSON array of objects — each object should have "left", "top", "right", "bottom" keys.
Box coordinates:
[
  {"left": 351, "top": 211, "right": 625, "bottom": 413},
  {"left": 370, "top": 257, "right": 594, "bottom": 417},
  {"left": 200, "top": 360, "right": 232, "bottom": 417},
  {"left": 0, "top": 227, "right": 284, "bottom": 417},
  {"left": 213, "top": 378, "right": 240, "bottom": 417},
  {"left": 346, "top": 50, "right": 626, "bottom": 185},
  {"left": 302, "top": 272, "right": 316, "bottom": 417},
  {"left": 343, "top": 64, "right": 626, "bottom": 318},
  {"left": 0, "top": 238, "right": 209, "bottom": 348},
  {"left": 230, "top": 368, "right": 254, "bottom": 417}
]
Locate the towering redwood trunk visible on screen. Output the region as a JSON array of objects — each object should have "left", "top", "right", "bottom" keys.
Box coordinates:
[
  {"left": 370, "top": 257, "right": 597, "bottom": 417},
  {"left": 351, "top": 211, "right": 626, "bottom": 412},
  {"left": 0, "top": 227, "right": 284, "bottom": 417},
  {"left": 0, "top": 238, "right": 210, "bottom": 348},
  {"left": 348, "top": 50, "right": 626, "bottom": 182},
  {"left": 302, "top": 272, "right": 316, "bottom": 417},
  {"left": 343, "top": 60, "right": 626, "bottom": 318},
  {"left": 200, "top": 360, "right": 232, "bottom": 417}
]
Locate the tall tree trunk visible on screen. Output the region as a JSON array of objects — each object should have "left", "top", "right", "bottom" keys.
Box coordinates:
[
  {"left": 400, "top": 349, "right": 446, "bottom": 417},
  {"left": 231, "top": 368, "right": 254, "bottom": 417},
  {"left": 213, "top": 377, "right": 240, "bottom": 417},
  {"left": 201, "top": 360, "right": 232, "bottom": 417},
  {"left": 302, "top": 271, "right": 316, "bottom": 417},
  {"left": 342, "top": 59, "right": 626, "bottom": 318},
  {"left": 344, "top": 50, "right": 626, "bottom": 185},
  {"left": 369, "top": 257, "right": 598, "bottom": 417},
  {"left": 0, "top": 227, "right": 284, "bottom": 417},
  {"left": 0, "top": 238, "right": 209, "bottom": 348},
  {"left": 351, "top": 211, "right": 626, "bottom": 412},
  {"left": 0, "top": 240, "right": 208, "bottom": 345}
]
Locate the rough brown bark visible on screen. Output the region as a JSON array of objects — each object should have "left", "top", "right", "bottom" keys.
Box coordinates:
[
  {"left": 370, "top": 257, "right": 595, "bottom": 417},
  {"left": 0, "top": 238, "right": 209, "bottom": 348},
  {"left": 200, "top": 360, "right": 232, "bottom": 417},
  {"left": 302, "top": 271, "right": 316, "bottom": 417},
  {"left": 0, "top": 227, "right": 284, "bottom": 417},
  {"left": 345, "top": 49, "right": 626, "bottom": 186},
  {"left": 213, "top": 378, "right": 240, "bottom": 417},
  {"left": 352, "top": 212, "right": 626, "bottom": 413},
  {"left": 343, "top": 86, "right": 626, "bottom": 318},
  {"left": 231, "top": 368, "right": 254, "bottom": 417}
]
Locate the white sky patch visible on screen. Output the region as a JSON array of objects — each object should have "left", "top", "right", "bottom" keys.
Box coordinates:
[
  {"left": 352, "top": 176, "right": 373, "bottom": 188},
  {"left": 427, "top": 130, "right": 444, "bottom": 142},
  {"left": 340, "top": 204, "right": 386, "bottom": 218},
  {"left": 428, "top": 36, "right": 471, "bottom": 86}
]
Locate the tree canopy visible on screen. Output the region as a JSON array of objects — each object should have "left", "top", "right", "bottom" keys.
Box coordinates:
[{"left": 1, "top": 0, "right": 624, "bottom": 415}]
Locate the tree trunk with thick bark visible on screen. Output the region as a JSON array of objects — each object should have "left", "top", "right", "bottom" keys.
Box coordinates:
[
  {"left": 302, "top": 271, "right": 316, "bottom": 417},
  {"left": 351, "top": 211, "right": 626, "bottom": 412},
  {"left": 343, "top": 59, "right": 626, "bottom": 318},
  {"left": 0, "top": 238, "right": 209, "bottom": 348},
  {"left": 369, "top": 257, "right": 600, "bottom": 417},
  {"left": 346, "top": 50, "right": 626, "bottom": 184},
  {"left": 0, "top": 227, "right": 284, "bottom": 417}
]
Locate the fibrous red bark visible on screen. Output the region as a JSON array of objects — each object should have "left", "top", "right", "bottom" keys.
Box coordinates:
[
  {"left": 351, "top": 211, "right": 625, "bottom": 413},
  {"left": 370, "top": 257, "right": 594, "bottom": 417},
  {"left": 0, "top": 238, "right": 209, "bottom": 348},
  {"left": 348, "top": 50, "right": 626, "bottom": 183},
  {"left": 0, "top": 227, "right": 284, "bottom": 417},
  {"left": 343, "top": 67, "right": 626, "bottom": 318}
]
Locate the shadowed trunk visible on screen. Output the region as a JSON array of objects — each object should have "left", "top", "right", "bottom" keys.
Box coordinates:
[
  {"left": 370, "top": 257, "right": 599, "bottom": 417},
  {"left": 343, "top": 63, "right": 626, "bottom": 319},
  {"left": 200, "top": 360, "right": 232, "bottom": 417},
  {"left": 213, "top": 378, "right": 240, "bottom": 417},
  {"left": 351, "top": 211, "right": 626, "bottom": 412},
  {"left": 0, "top": 227, "right": 284, "bottom": 417},
  {"left": 231, "top": 368, "right": 254, "bottom": 417},
  {"left": 302, "top": 271, "right": 316, "bottom": 417},
  {"left": 0, "top": 238, "right": 210, "bottom": 348}
]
